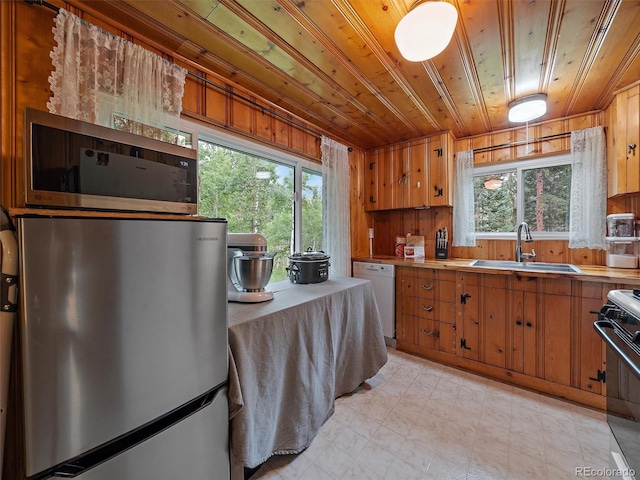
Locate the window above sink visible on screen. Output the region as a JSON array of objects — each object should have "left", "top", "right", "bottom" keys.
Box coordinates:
[{"left": 473, "top": 154, "right": 572, "bottom": 241}]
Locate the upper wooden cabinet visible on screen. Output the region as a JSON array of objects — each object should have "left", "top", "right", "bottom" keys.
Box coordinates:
[
  {"left": 428, "top": 133, "right": 454, "bottom": 207},
  {"left": 363, "top": 132, "right": 454, "bottom": 211},
  {"left": 608, "top": 84, "right": 640, "bottom": 197}
]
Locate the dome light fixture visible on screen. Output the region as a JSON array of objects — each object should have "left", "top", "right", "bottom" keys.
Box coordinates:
[
  {"left": 508, "top": 94, "right": 548, "bottom": 123},
  {"left": 394, "top": 1, "right": 458, "bottom": 62},
  {"left": 483, "top": 178, "right": 503, "bottom": 190}
]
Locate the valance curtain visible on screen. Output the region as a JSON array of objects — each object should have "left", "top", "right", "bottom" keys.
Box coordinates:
[
  {"left": 452, "top": 150, "right": 476, "bottom": 247},
  {"left": 569, "top": 126, "right": 607, "bottom": 249},
  {"left": 47, "top": 9, "right": 187, "bottom": 138},
  {"left": 321, "top": 137, "right": 350, "bottom": 277}
]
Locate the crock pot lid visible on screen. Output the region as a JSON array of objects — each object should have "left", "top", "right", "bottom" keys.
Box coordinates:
[{"left": 289, "top": 251, "right": 330, "bottom": 261}]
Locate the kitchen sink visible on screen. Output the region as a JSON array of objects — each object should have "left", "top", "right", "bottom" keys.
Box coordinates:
[{"left": 468, "top": 259, "right": 583, "bottom": 274}]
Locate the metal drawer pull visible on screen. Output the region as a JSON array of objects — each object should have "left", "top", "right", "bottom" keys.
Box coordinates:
[
  {"left": 420, "top": 328, "right": 435, "bottom": 336},
  {"left": 420, "top": 283, "right": 434, "bottom": 291},
  {"left": 420, "top": 304, "right": 434, "bottom": 312}
]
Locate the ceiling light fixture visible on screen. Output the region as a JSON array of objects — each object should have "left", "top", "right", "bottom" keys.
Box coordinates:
[
  {"left": 508, "top": 94, "right": 548, "bottom": 123},
  {"left": 394, "top": 1, "right": 458, "bottom": 62},
  {"left": 483, "top": 178, "right": 503, "bottom": 190}
]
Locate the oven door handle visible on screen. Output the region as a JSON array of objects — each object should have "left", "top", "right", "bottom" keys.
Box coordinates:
[{"left": 594, "top": 319, "right": 640, "bottom": 380}]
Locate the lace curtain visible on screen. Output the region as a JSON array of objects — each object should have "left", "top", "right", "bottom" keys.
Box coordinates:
[
  {"left": 569, "top": 126, "right": 607, "bottom": 249},
  {"left": 452, "top": 150, "right": 476, "bottom": 246},
  {"left": 47, "top": 9, "right": 187, "bottom": 139},
  {"left": 321, "top": 136, "right": 350, "bottom": 277}
]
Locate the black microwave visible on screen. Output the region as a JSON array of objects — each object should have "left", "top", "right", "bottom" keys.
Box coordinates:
[{"left": 24, "top": 108, "right": 198, "bottom": 215}]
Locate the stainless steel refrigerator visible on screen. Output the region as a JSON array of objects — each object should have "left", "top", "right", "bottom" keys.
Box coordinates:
[{"left": 16, "top": 215, "right": 230, "bottom": 480}]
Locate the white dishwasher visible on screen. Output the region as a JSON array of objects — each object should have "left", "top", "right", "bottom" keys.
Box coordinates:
[{"left": 353, "top": 262, "right": 396, "bottom": 347}]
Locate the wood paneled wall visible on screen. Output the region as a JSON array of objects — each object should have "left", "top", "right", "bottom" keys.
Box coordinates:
[
  {"left": 1, "top": 0, "right": 620, "bottom": 269},
  {"left": 351, "top": 111, "right": 612, "bottom": 265},
  {"left": 453, "top": 112, "right": 606, "bottom": 265},
  {"left": 0, "top": 0, "right": 350, "bottom": 212},
  {"left": 0, "top": 3, "right": 361, "bottom": 479}
]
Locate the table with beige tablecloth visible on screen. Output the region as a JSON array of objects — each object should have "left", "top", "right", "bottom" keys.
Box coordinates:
[{"left": 227, "top": 276, "right": 388, "bottom": 470}]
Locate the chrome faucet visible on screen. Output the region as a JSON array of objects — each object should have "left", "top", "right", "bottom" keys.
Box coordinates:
[{"left": 516, "top": 222, "right": 536, "bottom": 262}]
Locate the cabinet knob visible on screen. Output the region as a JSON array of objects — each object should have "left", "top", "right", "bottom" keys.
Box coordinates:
[
  {"left": 629, "top": 143, "right": 637, "bottom": 155},
  {"left": 516, "top": 320, "right": 522, "bottom": 326},
  {"left": 526, "top": 322, "right": 532, "bottom": 327}
]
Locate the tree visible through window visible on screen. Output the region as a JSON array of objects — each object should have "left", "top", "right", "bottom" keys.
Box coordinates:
[
  {"left": 197, "top": 140, "right": 323, "bottom": 281},
  {"left": 522, "top": 165, "right": 571, "bottom": 232},
  {"left": 301, "top": 168, "right": 323, "bottom": 252},
  {"left": 473, "top": 156, "right": 572, "bottom": 236}
]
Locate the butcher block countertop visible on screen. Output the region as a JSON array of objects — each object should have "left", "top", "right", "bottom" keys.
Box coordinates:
[{"left": 352, "top": 255, "right": 640, "bottom": 285}]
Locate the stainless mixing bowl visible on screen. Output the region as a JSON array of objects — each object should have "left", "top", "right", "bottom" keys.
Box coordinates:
[{"left": 233, "top": 253, "right": 275, "bottom": 291}]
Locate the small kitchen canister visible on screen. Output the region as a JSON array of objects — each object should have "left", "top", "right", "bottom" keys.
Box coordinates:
[{"left": 607, "top": 213, "right": 636, "bottom": 237}]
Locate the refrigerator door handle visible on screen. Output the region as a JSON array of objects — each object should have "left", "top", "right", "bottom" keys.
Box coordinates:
[{"left": 30, "top": 382, "right": 227, "bottom": 480}]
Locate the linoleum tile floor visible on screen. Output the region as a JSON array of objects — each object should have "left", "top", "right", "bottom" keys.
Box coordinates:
[{"left": 250, "top": 347, "right": 611, "bottom": 480}]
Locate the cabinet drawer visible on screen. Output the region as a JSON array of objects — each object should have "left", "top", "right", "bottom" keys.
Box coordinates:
[
  {"left": 418, "top": 319, "right": 456, "bottom": 355},
  {"left": 416, "top": 299, "right": 437, "bottom": 319},
  {"left": 416, "top": 279, "right": 437, "bottom": 299}
]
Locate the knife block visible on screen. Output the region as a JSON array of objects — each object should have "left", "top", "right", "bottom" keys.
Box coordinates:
[
  {"left": 436, "top": 245, "right": 448, "bottom": 259},
  {"left": 435, "top": 230, "right": 448, "bottom": 259}
]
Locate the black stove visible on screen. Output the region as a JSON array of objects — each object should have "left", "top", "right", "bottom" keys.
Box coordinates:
[{"left": 596, "top": 290, "right": 640, "bottom": 479}]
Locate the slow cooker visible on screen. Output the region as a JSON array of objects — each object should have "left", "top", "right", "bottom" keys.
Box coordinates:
[{"left": 286, "top": 250, "right": 331, "bottom": 284}]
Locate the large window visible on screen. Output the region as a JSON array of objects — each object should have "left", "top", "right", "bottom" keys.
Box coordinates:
[
  {"left": 301, "top": 168, "right": 323, "bottom": 252},
  {"left": 197, "top": 138, "right": 323, "bottom": 281},
  {"left": 473, "top": 155, "right": 571, "bottom": 238}
]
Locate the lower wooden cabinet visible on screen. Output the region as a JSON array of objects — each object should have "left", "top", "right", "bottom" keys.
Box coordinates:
[
  {"left": 456, "top": 273, "right": 509, "bottom": 368},
  {"left": 397, "top": 268, "right": 456, "bottom": 356},
  {"left": 509, "top": 276, "right": 538, "bottom": 376},
  {"left": 573, "top": 282, "right": 608, "bottom": 395},
  {"left": 395, "top": 267, "right": 607, "bottom": 409},
  {"left": 538, "top": 278, "right": 573, "bottom": 386}
]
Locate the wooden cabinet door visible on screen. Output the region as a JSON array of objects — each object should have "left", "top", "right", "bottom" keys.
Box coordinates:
[
  {"left": 456, "top": 272, "right": 479, "bottom": 360},
  {"left": 458, "top": 272, "right": 508, "bottom": 367},
  {"left": 391, "top": 145, "right": 407, "bottom": 209},
  {"left": 539, "top": 279, "right": 572, "bottom": 386},
  {"left": 509, "top": 276, "right": 538, "bottom": 376},
  {"left": 364, "top": 150, "right": 379, "bottom": 211},
  {"left": 428, "top": 133, "right": 452, "bottom": 207},
  {"left": 610, "top": 85, "right": 640, "bottom": 196},
  {"left": 378, "top": 146, "right": 393, "bottom": 210},
  {"left": 407, "top": 139, "right": 427, "bottom": 208},
  {"left": 397, "top": 269, "right": 418, "bottom": 346},
  {"left": 625, "top": 87, "right": 640, "bottom": 193},
  {"left": 573, "top": 282, "right": 606, "bottom": 395},
  {"left": 481, "top": 276, "right": 508, "bottom": 369}
]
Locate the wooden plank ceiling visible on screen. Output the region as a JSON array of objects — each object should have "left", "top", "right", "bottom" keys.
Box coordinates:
[{"left": 74, "top": 0, "right": 640, "bottom": 150}]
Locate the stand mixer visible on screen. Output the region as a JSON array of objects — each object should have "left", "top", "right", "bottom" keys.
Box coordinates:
[{"left": 227, "top": 233, "right": 275, "bottom": 303}]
